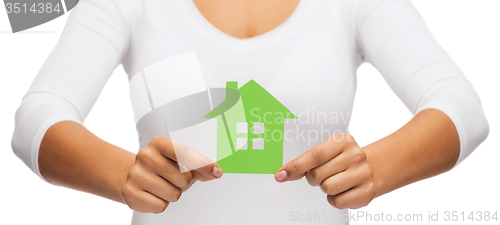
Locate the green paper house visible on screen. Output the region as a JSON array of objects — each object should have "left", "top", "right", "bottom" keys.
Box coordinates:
[{"left": 205, "top": 80, "right": 297, "bottom": 174}]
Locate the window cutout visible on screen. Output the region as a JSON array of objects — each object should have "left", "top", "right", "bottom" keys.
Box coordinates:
[
  {"left": 237, "top": 122, "right": 248, "bottom": 133},
  {"left": 253, "top": 138, "right": 264, "bottom": 150},
  {"left": 237, "top": 138, "right": 248, "bottom": 150},
  {"left": 253, "top": 123, "right": 264, "bottom": 134}
]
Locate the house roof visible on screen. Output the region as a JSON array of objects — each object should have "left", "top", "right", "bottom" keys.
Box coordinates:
[{"left": 205, "top": 80, "right": 296, "bottom": 119}]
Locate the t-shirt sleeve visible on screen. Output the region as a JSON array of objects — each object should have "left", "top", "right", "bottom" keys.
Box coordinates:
[
  {"left": 356, "top": 0, "right": 489, "bottom": 166},
  {"left": 11, "top": 0, "right": 130, "bottom": 181}
]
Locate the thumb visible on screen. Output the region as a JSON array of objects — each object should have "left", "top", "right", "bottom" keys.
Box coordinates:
[
  {"left": 191, "top": 164, "right": 223, "bottom": 182},
  {"left": 274, "top": 164, "right": 307, "bottom": 183},
  {"left": 171, "top": 139, "right": 223, "bottom": 181}
]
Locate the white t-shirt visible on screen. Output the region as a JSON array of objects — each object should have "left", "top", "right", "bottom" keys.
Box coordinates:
[{"left": 12, "top": 0, "right": 489, "bottom": 224}]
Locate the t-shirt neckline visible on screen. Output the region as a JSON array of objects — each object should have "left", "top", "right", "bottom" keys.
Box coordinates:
[{"left": 176, "top": 0, "right": 312, "bottom": 49}]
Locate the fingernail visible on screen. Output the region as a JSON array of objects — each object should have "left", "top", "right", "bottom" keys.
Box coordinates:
[
  {"left": 276, "top": 170, "right": 287, "bottom": 182},
  {"left": 212, "top": 167, "right": 223, "bottom": 178}
]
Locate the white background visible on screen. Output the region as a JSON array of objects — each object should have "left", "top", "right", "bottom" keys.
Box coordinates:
[{"left": 0, "top": 1, "right": 498, "bottom": 224}]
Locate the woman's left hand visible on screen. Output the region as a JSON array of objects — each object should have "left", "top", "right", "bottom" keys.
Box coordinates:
[{"left": 275, "top": 133, "right": 377, "bottom": 209}]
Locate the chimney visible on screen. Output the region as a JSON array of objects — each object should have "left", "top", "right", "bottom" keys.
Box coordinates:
[{"left": 226, "top": 81, "right": 238, "bottom": 90}]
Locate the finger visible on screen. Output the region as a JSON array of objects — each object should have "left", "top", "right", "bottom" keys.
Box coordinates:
[
  {"left": 319, "top": 167, "right": 368, "bottom": 196},
  {"left": 305, "top": 152, "right": 350, "bottom": 186},
  {"left": 122, "top": 183, "right": 169, "bottom": 214},
  {"left": 158, "top": 155, "right": 219, "bottom": 185},
  {"left": 128, "top": 163, "right": 184, "bottom": 202},
  {"left": 192, "top": 164, "right": 223, "bottom": 182},
  {"left": 136, "top": 145, "right": 198, "bottom": 188},
  {"left": 156, "top": 157, "right": 196, "bottom": 188},
  {"left": 174, "top": 159, "right": 220, "bottom": 182},
  {"left": 327, "top": 182, "right": 375, "bottom": 209},
  {"left": 276, "top": 136, "right": 348, "bottom": 182},
  {"left": 175, "top": 163, "right": 196, "bottom": 191},
  {"left": 135, "top": 173, "right": 183, "bottom": 203},
  {"left": 151, "top": 136, "right": 223, "bottom": 180}
]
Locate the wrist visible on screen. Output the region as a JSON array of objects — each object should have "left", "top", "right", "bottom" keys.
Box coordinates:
[
  {"left": 110, "top": 151, "right": 136, "bottom": 204},
  {"left": 362, "top": 144, "right": 389, "bottom": 198}
]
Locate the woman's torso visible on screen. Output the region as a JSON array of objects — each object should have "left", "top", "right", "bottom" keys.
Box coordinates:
[{"left": 123, "top": 0, "right": 362, "bottom": 224}]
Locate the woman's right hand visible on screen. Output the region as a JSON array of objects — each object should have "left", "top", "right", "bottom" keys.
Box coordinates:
[{"left": 121, "top": 136, "right": 222, "bottom": 213}]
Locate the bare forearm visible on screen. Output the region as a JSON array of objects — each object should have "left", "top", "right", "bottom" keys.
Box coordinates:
[
  {"left": 39, "top": 121, "right": 136, "bottom": 203},
  {"left": 363, "top": 109, "right": 460, "bottom": 197},
  {"left": 37, "top": 109, "right": 459, "bottom": 205}
]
